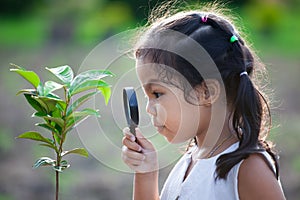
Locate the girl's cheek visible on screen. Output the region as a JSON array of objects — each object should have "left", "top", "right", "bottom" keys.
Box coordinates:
[
  {"left": 155, "top": 104, "right": 168, "bottom": 124},
  {"left": 146, "top": 100, "right": 156, "bottom": 116}
]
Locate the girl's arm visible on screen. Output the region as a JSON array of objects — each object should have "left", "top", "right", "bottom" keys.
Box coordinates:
[
  {"left": 134, "top": 171, "right": 159, "bottom": 200},
  {"left": 238, "top": 153, "right": 286, "bottom": 200},
  {"left": 122, "top": 128, "right": 160, "bottom": 200}
]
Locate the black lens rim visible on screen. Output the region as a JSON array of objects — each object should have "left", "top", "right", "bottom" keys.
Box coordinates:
[{"left": 123, "top": 87, "right": 139, "bottom": 134}]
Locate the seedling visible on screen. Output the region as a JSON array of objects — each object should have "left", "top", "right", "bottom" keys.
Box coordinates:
[{"left": 10, "top": 64, "right": 114, "bottom": 200}]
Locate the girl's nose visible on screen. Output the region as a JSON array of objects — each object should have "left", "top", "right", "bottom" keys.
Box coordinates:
[{"left": 146, "top": 100, "right": 156, "bottom": 116}]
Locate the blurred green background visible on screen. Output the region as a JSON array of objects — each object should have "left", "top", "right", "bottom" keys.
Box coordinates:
[{"left": 1, "top": 0, "right": 300, "bottom": 199}]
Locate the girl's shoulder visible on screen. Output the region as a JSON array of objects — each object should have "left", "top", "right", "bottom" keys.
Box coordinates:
[{"left": 237, "top": 153, "right": 285, "bottom": 199}]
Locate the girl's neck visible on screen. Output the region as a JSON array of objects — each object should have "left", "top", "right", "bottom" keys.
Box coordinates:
[{"left": 194, "top": 115, "right": 239, "bottom": 159}]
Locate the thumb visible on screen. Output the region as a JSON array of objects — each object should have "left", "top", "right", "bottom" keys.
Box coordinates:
[{"left": 135, "top": 128, "right": 154, "bottom": 150}]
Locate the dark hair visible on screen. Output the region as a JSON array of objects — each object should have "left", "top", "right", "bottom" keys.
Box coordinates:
[{"left": 134, "top": 4, "right": 279, "bottom": 180}]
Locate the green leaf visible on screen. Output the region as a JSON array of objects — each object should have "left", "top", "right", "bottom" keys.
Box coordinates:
[
  {"left": 24, "top": 94, "right": 47, "bottom": 114},
  {"left": 43, "top": 116, "right": 64, "bottom": 128},
  {"left": 65, "top": 115, "right": 89, "bottom": 133},
  {"left": 33, "top": 157, "right": 56, "bottom": 169},
  {"left": 66, "top": 91, "right": 98, "bottom": 116},
  {"left": 67, "top": 108, "right": 100, "bottom": 119},
  {"left": 46, "top": 65, "right": 74, "bottom": 85},
  {"left": 39, "top": 143, "right": 57, "bottom": 151},
  {"left": 64, "top": 126, "right": 74, "bottom": 134},
  {"left": 33, "top": 96, "right": 66, "bottom": 113},
  {"left": 98, "top": 86, "right": 111, "bottom": 105},
  {"left": 35, "top": 123, "right": 62, "bottom": 145},
  {"left": 40, "top": 96, "right": 65, "bottom": 107},
  {"left": 43, "top": 81, "right": 64, "bottom": 96},
  {"left": 37, "top": 83, "right": 44, "bottom": 96},
  {"left": 16, "top": 131, "right": 53, "bottom": 145},
  {"left": 54, "top": 133, "right": 61, "bottom": 145},
  {"left": 30, "top": 96, "right": 50, "bottom": 113},
  {"left": 46, "top": 92, "right": 61, "bottom": 100},
  {"left": 32, "top": 111, "right": 47, "bottom": 118},
  {"left": 56, "top": 102, "right": 65, "bottom": 112},
  {"left": 10, "top": 67, "right": 40, "bottom": 88},
  {"left": 53, "top": 160, "right": 70, "bottom": 172},
  {"left": 16, "top": 89, "right": 37, "bottom": 95},
  {"left": 36, "top": 123, "right": 58, "bottom": 134},
  {"left": 65, "top": 109, "right": 99, "bottom": 133},
  {"left": 51, "top": 107, "right": 62, "bottom": 118},
  {"left": 69, "top": 79, "right": 109, "bottom": 96},
  {"left": 69, "top": 69, "right": 113, "bottom": 96},
  {"left": 61, "top": 148, "right": 88, "bottom": 158},
  {"left": 70, "top": 70, "right": 113, "bottom": 88},
  {"left": 57, "top": 101, "right": 67, "bottom": 111}
]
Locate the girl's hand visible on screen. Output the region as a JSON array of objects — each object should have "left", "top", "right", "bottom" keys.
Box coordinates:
[{"left": 122, "top": 127, "right": 158, "bottom": 173}]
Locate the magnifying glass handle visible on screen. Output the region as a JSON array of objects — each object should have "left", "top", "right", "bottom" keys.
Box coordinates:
[{"left": 129, "top": 124, "right": 137, "bottom": 136}]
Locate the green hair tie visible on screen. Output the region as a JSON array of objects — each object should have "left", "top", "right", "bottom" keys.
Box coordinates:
[{"left": 230, "top": 35, "right": 238, "bottom": 43}]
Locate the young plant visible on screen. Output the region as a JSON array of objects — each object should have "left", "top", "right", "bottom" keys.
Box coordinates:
[{"left": 10, "top": 64, "right": 114, "bottom": 200}]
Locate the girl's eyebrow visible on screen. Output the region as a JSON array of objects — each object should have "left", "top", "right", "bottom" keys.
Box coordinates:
[{"left": 143, "top": 79, "right": 162, "bottom": 89}]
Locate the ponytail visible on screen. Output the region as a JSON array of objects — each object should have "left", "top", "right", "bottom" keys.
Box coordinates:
[
  {"left": 234, "top": 73, "right": 262, "bottom": 148},
  {"left": 215, "top": 73, "right": 279, "bottom": 180}
]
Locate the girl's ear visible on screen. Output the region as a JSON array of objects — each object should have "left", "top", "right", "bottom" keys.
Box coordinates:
[{"left": 195, "top": 79, "right": 221, "bottom": 106}]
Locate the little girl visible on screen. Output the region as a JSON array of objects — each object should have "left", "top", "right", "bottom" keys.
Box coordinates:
[{"left": 121, "top": 4, "right": 285, "bottom": 200}]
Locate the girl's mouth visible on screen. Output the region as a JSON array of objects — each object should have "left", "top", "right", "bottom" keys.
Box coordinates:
[{"left": 155, "top": 125, "right": 164, "bottom": 133}]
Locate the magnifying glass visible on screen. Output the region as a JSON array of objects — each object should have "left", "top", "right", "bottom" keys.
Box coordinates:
[{"left": 123, "top": 87, "right": 139, "bottom": 136}]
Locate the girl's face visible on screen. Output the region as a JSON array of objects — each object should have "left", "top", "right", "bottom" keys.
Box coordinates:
[{"left": 136, "top": 62, "right": 211, "bottom": 144}]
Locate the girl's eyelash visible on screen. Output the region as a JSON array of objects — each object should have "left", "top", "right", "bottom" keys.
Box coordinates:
[
  {"left": 152, "top": 91, "right": 163, "bottom": 98},
  {"left": 144, "top": 91, "right": 163, "bottom": 99}
]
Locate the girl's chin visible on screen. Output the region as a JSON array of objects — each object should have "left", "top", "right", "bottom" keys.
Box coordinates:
[
  {"left": 156, "top": 127, "right": 174, "bottom": 142},
  {"left": 164, "top": 132, "right": 191, "bottom": 144},
  {"left": 167, "top": 137, "right": 185, "bottom": 144},
  {"left": 161, "top": 131, "right": 183, "bottom": 144}
]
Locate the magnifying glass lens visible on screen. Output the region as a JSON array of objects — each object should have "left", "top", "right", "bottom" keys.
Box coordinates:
[{"left": 123, "top": 87, "right": 139, "bottom": 135}]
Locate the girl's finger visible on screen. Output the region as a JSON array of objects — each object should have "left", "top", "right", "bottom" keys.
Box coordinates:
[
  {"left": 123, "top": 127, "right": 136, "bottom": 142},
  {"left": 121, "top": 146, "right": 145, "bottom": 166},
  {"left": 135, "top": 128, "right": 154, "bottom": 150},
  {"left": 122, "top": 136, "right": 142, "bottom": 152},
  {"left": 122, "top": 146, "right": 146, "bottom": 160}
]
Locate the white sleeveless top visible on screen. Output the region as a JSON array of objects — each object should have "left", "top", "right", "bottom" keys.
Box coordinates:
[{"left": 160, "top": 142, "right": 279, "bottom": 200}]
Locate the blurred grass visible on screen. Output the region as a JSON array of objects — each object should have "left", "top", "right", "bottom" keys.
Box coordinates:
[
  {"left": 241, "top": 3, "right": 300, "bottom": 56},
  {"left": 0, "top": 128, "right": 14, "bottom": 152},
  {"left": 0, "top": 1, "right": 136, "bottom": 48},
  {"left": 0, "top": 1, "right": 299, "bottom": 57},
  {"left": 0, "top": 195, "right": 13, "bottom": 200},
  {"left": 0, "top": 17, "right": 47, "bottom": 47}
]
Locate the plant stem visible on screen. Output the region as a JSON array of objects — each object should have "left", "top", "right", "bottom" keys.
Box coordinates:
[
  {"left": 55, "top": 148, "right": 61, "bottom": 200},
  {"left": 55, "top": 86, "right": 69, "bottom": 200},
  {"left": 56, "top": 170, "right": 59, "bottom": 200}
]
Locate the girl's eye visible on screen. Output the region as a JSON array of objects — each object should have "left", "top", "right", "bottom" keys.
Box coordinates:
[{"left": 153, "top": 92, "right": 163, "bottom": 98}]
